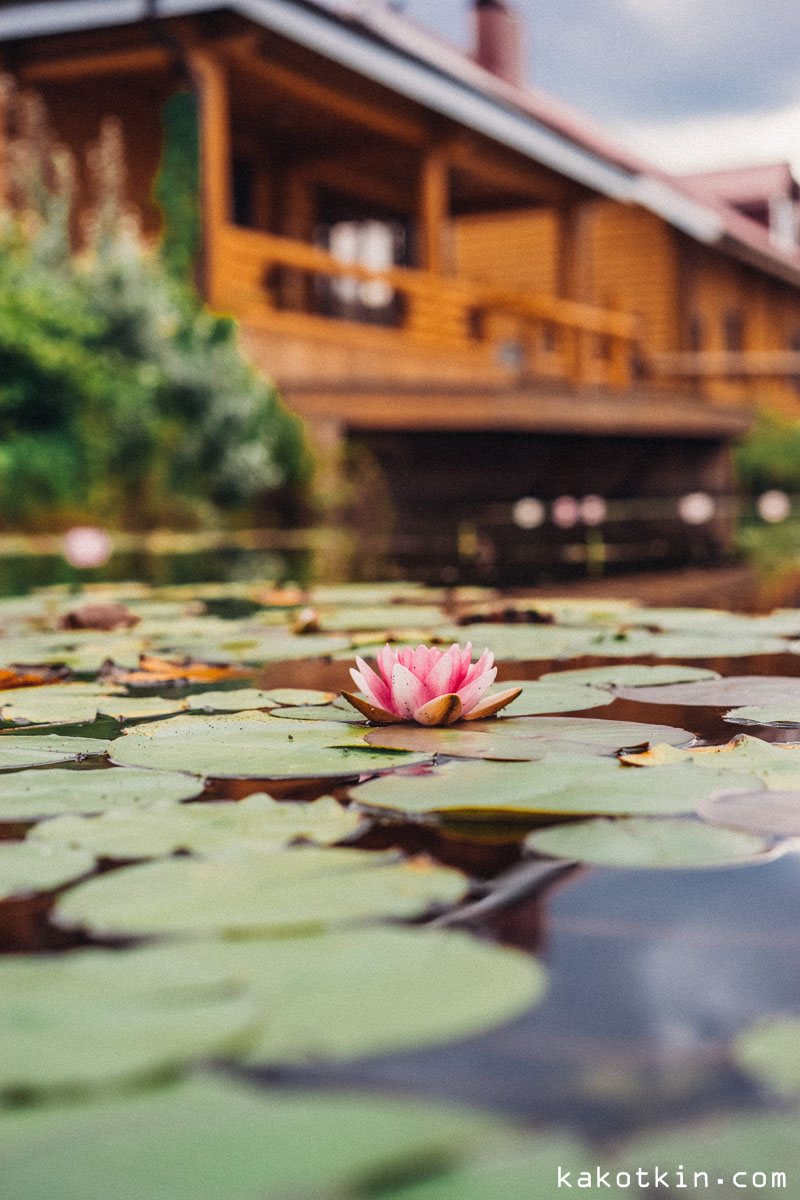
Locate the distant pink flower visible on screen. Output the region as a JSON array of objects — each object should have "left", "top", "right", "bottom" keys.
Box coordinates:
[
  {"left": 63, "top": 526, "right": 112, "bottom": 569},
  {"left": 342, "top": 642, "right": 522, "bottom": 726}
]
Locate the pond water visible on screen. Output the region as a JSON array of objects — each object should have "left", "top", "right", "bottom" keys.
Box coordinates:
[{"left": 3, "top": 586, "right": 800, "bottom": 1196}]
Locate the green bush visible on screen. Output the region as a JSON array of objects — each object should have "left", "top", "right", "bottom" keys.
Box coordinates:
[
  {"left": 733, "top": 411, "right": 800, "bottom": 496},
  {"left": 0, "top": 90, "right": 310, "bottom": 531}
]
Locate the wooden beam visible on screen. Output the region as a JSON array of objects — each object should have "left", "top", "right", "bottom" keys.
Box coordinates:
[
  {"left": 0, "top": 75, "right": 10, "bottom": 212},
  {"left": 224, "top": 43, "right": 428, "bottom": 146},
  {"left": 20, "top": 47, "right": 170, "bottom": 82},
  {"left": 447, "top": 136, "right": 571, "bottom": 206},
  {"left": 186, "top": 49, "right": 232, "bottom": 305},
  {"left": 297, "top": 156, "right": 408, "bottom": 214},
  {"left": 651, "top": 350, "right": 800, "bottom": 378},
  {"left": 418, "top": 146, "right": 450, "bottom": 274}
]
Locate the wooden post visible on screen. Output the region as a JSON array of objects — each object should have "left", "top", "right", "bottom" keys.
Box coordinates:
[
  {"left": 418, "top": 146, "right": 449, "bottom": 275},
  {"left": 0, "top": 75, "right": 11, "bottom": 214},
  {"left": 186, "top": 49, "right": 232, "bottom": 306}
]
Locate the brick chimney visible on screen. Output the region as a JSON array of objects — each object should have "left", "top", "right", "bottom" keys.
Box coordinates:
[{"left": 472, "top": 0, "right": 525, "bottom": 88}]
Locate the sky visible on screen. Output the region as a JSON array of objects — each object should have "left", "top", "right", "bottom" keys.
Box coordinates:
[{"left": 397, "top": 0, "right": 800, "bottom": 178}]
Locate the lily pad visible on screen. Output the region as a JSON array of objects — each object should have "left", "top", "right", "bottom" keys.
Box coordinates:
[
  {"left": 617, "top": 1110, "right": 800, "bottom": 1197},
  {"left": 491, "top": 680, "right": 611, "bottom": 716},
  {"left": 539, "top": 664, "right": 720, "bottom": 688},
  {"left": 0, "top": 944, "right": 257, "bottom": 1097},
  {"left": 0, "top": 683, "right": 120, "bottom": 726},
  {"left": 350, "top": 757, "right": 762, "bottom": 819},
  {"left": 0, "top": 734, "right": 109, "bottom": 770},
  {"left": 272, "top": 705, "right": 365, "bottom": 723},
  {"left": 109, "top": 711, "right": 429, "bottom": 778},
  {"left": 54, "top": 847, "right": 466, "bottom": 937},
  {"left": 734, "top": 1016, "right": 800, "bottom": 1096},
  {"left": 180, "top": 926, "right": 546, "bottom": 1064},
  {"left": 186, "top": 688, "right": 336, "bottom": 713},
  {"left": 31, "top": 794, "right": 362, "bottom": 859},
  {"left": 363, "top": 715, "right": 695, "bottom": 760},
  {"left": 614, "top": 675, "right": 800, "bottom": 707},
  {"left": 0, "top": 767, "right": 204, "bottom": 821},
  {"left": 0, "top": 841, "right": 95, "bottom": 899},
  {"left": 525, "top": 816, "right": 770, "bottom": 868},
  {"left": 0, "top": 1075, "right": 513, "bottom": 1200},
  {"left": 724, "top": 704, "right": 800, "bottom": 726},
  {"left": 95, "top": 696, "right": 189, "bottom": 722},
  {"left": 622, "top": 735, "right": 800, "bottom": 789},
  {"left": 697, "top": 789, "right": 800, "bottom": 837}
]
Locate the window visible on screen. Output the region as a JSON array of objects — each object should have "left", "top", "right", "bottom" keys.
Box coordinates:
[
  {"left": 723, "top": 308, "right": 744, "bottom": 353},
  {"left": 687, "top": 313, "right": 704, "bottom": 352}
]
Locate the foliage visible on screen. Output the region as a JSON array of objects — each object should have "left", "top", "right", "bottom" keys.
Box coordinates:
[
  {"left": 152, "top": 90, "right": 201, "bottom": 284},
  {"left": 0, "top": 82, "right": 310, "bottom": 530},
  {"left": 733, "top": 410, "right": 800, "bottom": 494}
]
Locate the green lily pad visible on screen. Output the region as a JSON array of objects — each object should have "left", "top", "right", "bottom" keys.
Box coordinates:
[
  {"left": 0, "top": 841, "right": 95, "bottom": 899},
  {"left": 109, "top": 711, "right": 429, "bottom": 778},
  {"left": 697, "top": 788, "right": 800, "bottom": 837},
  {"left": 317, "top": 604, "right": 448, "bottom": 631},
  {"left": 724, "top": 704, "right": 800, "bottom": 726},
  {"left": 271, "top": 705, "right": 365, "bottom": 723},
  {"left": 734, "top": 1016, "right": 800, "bottom": 1097},
  {"left": 617, "top": 1111, "right": 799, "bottom": 1197},
  {"left": 350, "top": 757, "right": 762, "bottom": 819},
  {"left": 0, "top": 767, "right": 203, "bottom": 821},
  {"left": 54, "top": 847, "right": 466, "bottom": 937},
  {"left": 0, "top": 1074, "right": 514, "bottom": 1200},
  {"left": 0, "top": 684, "right": 121, "bottom": 726},
  {"left": 525, "top": 816, "right": 770, "bottom": 868},
  {"left": 0, "top": 944, "right": 257, "bottom": 1097},
  {"left": 0, "top": 734, "right": 109, "bottom": 770},
  {"left": 492, "top": 680, "right": 611, "bottom": 716},
  {"left": 186, "top": 688, "right": 336, "bottom": 713},
  {"left": 95, "top": 696, "right": 188, "bottom": 721},
  {"left": 172, "top": 926, "right": 546, "bottom": 1064},
  {"left": 539, "top": 664, "right": 720, "bottom": 687},
  {"left": 31, "top": 794, "right": 362, "bottom": 858},
  {"left": 363, "top": 716, "right": 695, "bottom": 760}
]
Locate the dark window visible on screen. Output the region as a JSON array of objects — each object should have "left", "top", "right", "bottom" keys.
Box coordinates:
[
  {"left": 688, "top": 313, "right": 704, "bottom": 352},
  {"left": 232, "top": 158, "right": 254, "bottom": 228}
]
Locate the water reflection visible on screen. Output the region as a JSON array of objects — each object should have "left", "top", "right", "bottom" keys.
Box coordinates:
[{"left": 255, "top": 852, "right": 800, "bottom": 1137}]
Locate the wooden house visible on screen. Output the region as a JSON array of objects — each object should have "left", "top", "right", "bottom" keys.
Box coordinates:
[{"left": 2, "top": 0, "right": 800, "bottom": 578}]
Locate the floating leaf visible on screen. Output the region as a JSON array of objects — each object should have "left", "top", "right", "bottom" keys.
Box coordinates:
[
  {"left": 31, "top": 794, "right": 361, "bottom": 859},
  {"left": 350, "top": 757, "right": 760, "bottom": 820},
  {"left": 315, "top": 604, "right": 448, "bottom": 631},
  {"left": 176, "top": 927, "right": 546, "bottom": 1065},
  {"left": 96, "top": 696, "right": 189, "bottom": 721},
  {"left": 363, "top": 716, "right": 695, "bottom": 761},
  {"left": 614, "top": 675, "right": 800, "bottom": 707},
  {"left": 491, "top": 680, "right": 611, "bottom": 716},
  {"left": 186, "top": 687, "right": 337, "bottom": 713},
  {"left": 0, "top": 734, "right": 108, "bottom": 770},
  {"left": 0, "top": 945, "right": 255, "bottom": 1096},
  {"left": 109, "top": 711, "right": 429, "bottom": 778},
  {"left": 0, "top": 683, "right": 122, "bottom": 726},
  {"left": 539, "top": 664, "right": 720, "bottom": 688},
  {"left": 525, "top": 816, "right": 770, "bottom": 868},
  {"left": 54, "top": 848, "right": 466, "bottom": 937},
  {"left": 272, "top": 705, "right": 365, "bottom": 723},
  {"left": 0, "top": 1075, "right": 512, "bottom": 1200},
  {"left": 724, "top": 704, "right": 800, "bottom": 727},
  {"left": 697, "top": 789, "right": 800, "bottom": 837},
  {"left": 0, "top": 841, "right": 95, "bottom": 899},
  {"left": 0, "top": 767, "right": 203, "bottom": 821},
  {"left": 98, "top": 655, "right": 250, "bottom": 687},
  {"left": 734, "top": 1016, "right": 800, "bottom": 1097},
  {"left": 622, "top": 735, "right": 800, "bottom": 789}
]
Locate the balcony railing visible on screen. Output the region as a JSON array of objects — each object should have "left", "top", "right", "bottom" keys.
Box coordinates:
[{"left": 212, "top": 225, "right": 638, "bottom": 389}]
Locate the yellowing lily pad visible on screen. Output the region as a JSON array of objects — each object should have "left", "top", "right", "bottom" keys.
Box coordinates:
[
  {"left": 363, "top": 716, "right": 695, "bottom": 760},
  {"left": 525, "top": 816, "right": 770, "bottom": 868},
  {"left": 0, "top": 767, "right": 204, "bottom": 821},
  {"left": 0, "top": 1075, "right": 513, "bottom": 1200},
  {"left": 31, "top": 794, "right": 361, "bottom": 859},
  {"left": 350, "top": 757, "right": 762, "bottom": 820},
  {"left": 110, "top": 710, "right": 429, "bottom": 778},
  {"left": 54, "top": 848, "right": 466, "bottom": 937},
  {"left": 0, "top": 944, "right": 256, "bottom": 1097},
  {"left": 622, "top": 735, "right": 800, "bottom": 789},
  {"left": 0, "top": 841, "right": 95, "bottom": 899}
]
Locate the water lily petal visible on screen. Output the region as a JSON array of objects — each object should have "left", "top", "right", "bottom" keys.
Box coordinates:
[
  {"left": 427, "top": 649, "right": 463, "bottom": 698},
  {"left": 457, "top": 666, "right": 498, "bottom": 715},
  {"left": 411, "top": 645, "right": 437, "bottom": 682},
  {"left": 351, "top": 657, "right": 392, "bottom": 710},
  {"left": 462, "top": 686, "right": 523, "bottom": 721},
  {"left": 390, "top": 663, "right": 429, "bottom": 720},
  {"left": 462, "top": 648, "right": 494, "bottom": 688},
  {"left": 416, "top": 693, "right": 463, "bottom": 726}
]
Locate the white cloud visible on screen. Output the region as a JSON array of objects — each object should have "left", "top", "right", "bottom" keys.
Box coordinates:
[{"left": 615, "top": 96, "right": 800, "bottom": 177}]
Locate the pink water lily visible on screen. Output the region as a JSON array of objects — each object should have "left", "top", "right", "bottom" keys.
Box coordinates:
[{"left": 342, "top": 642, "right": 522, "bottom": 726}]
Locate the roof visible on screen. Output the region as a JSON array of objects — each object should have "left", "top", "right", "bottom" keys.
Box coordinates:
[
  {"left": 2, "top": 0, "right": 800, "bottom": 287},
  {"left": 678, "top": 162, "right": 799, "bottom": 208}
]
